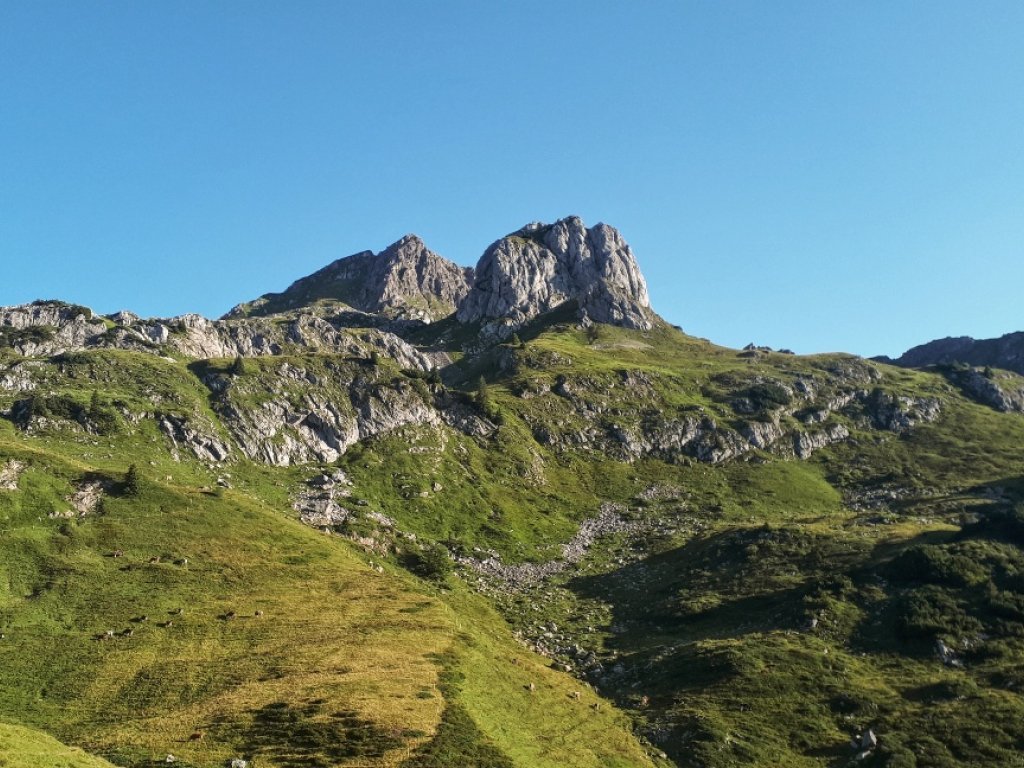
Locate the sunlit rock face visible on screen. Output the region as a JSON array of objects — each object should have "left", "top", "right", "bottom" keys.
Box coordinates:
[{"left": 457, "top": 216, "right": 654, "bottom": 338}]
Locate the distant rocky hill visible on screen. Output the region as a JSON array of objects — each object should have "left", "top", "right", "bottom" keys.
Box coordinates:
[{"left": 880, "top": 331, "right": 1024, "bottom": 375}]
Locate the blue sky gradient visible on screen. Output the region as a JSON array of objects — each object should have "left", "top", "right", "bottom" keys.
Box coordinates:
[{"left": 2, "top": 2, "right": 1022, "bottom": 356}]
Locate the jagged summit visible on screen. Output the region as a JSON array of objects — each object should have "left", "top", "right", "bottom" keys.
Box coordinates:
[
  {"left": 225, "top": 216, "right": 656, "bottom": 339},
  {"left": 227, "top": 234, "right": 473, "bottom": 322},
  {"left": 457, "top": 216, "right": 655, "bottom": 339}
]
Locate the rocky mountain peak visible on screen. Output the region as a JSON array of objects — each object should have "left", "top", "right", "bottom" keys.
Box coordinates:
[
  {"left": 456, "top": 216, "right": 654, "bottom": 338},
  {"left": 368, "top": 234, "right": 473, "bottom": 319},
  {"left": 227, "top": 235, "right": 472, "bottom": 322}
]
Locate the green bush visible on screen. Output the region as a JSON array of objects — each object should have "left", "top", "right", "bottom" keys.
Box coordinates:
[
  {"left": 404, "top": 543, "right": 452, "bottom": 582},
  {"left": 745, "top": 382, "right": 793, "bottom": 409},
  {"left": 890, "top": 546, "right": 988, "bottom": 588},
  {"left": 0, "top": 325, "right": 55, "bottom": 348}
]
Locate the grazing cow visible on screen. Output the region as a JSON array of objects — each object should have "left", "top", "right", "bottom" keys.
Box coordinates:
[
  {"left": 254, "top": 610, "right": 264, "bottom": 617},
  {"left": 112, "top": 549, "right": 124, "bottom": 558}
]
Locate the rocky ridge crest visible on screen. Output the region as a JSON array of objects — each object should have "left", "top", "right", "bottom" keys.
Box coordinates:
[{"left": 882, "top": 332, "right": 1024, "bottom": 376}]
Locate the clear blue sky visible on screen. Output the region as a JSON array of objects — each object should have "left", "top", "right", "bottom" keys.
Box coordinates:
[{"left": 2, "top": 2, "right": 1022, "bottom": 356}]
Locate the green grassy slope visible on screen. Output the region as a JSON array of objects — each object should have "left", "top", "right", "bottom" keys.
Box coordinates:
[
  {"left": 3, "top": 315, "right": 1024, "bottom": 768},
  {"left": 435, "top": 324, "right": 1024, "bottom": 768},
  {"left": 0, "top": 420, "right": 659, "bottom": 766},
  {"left": 0, "top": 722, "right": 116, "bottom": 768}
]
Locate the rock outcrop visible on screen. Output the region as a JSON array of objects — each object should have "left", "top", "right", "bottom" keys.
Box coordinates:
[
  {"left": 863, "top": 389, "right": 941, "bottom": 434},
  {"left": 0, "top": 459, "right": 25, "bottom": 491},
  {"left": 0, "top": 303, "right": 440, "bottom": 370},
  {"left": 227, "top": 235, "right": 472, "bottom": 322},
  {"left": 293, "top": 470, "right": 353, "bottom": 528},
  {"left": 457, "top": 217, "right": 654, "bottom": 339},
  {"left": 157, "top": 413, "right": 233, "bottom": 463},
  {"left": 945, "top": 367, "right": 1024, "bottom": 413},
  {"left": 200, "top": 361, "right": 491, "bottom": 467}
]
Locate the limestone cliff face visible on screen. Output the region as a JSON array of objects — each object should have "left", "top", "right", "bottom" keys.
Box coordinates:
[
  {"left": 227, "top": 235, "right": 472, "bottom": 322},
  {"left": 456, "top": 217, "right": 654, "bottom": 338}
]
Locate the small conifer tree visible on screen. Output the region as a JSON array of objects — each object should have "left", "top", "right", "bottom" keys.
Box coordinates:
[
  {"left": 476, "top": 376, "right": 490, "bottom": 408},
  {"left": 124, "top": 464, "right": 142, "bottom": 497}
]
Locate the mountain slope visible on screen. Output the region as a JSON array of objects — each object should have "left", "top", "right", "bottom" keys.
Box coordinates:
[
  {"left": 3, "top": 217, "right": 1024, "bottom": 767},
  {"left": 0, "top": 723, "right": 116, "bottom": 768},
  {"left": 0, "top": 389, "right": 661, "bottom": 768}
]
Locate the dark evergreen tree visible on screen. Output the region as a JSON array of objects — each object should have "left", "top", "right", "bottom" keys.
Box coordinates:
[{"left": 124, "top": 464, "right": 142, "bottom": 496}]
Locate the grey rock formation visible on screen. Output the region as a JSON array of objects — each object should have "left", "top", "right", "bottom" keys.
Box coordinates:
[
  {"left": 742, "top": 419, "right": 786, "bottom": 450},
  {"left": 63, "top": 480, "right": 108, "bottom": 517},
  {"left": 945, "top": 367, "right": 1024, "bottom": 413},
  {"left": 293, "top": 470, "right": 353, "bottom": 528},
  {"left": 793, "top": 424, "right": 851, "bottom": 459},
  {"left": 461, "top": 503, "right": 639, "bottom": 588},
  {"left": 881, "top": 331, "right": 1024, "bottom": 376},
  {"left": 0, "top": 302, "right": 108, "bottom": 356},
  {"left": 201, "top": 361, "right": 490, "bottom": 467},
  {"left": 0, "top": 459, "right": 25, "bottom": 491},
  {"left": 864, "top": 390, "right": 941, "bottom": 434},
  {"left": 0, "top": 303, "right": 440, "bottom": 371},
  {"left": 157, "top": 413, "right": 232, "bottom": 463},
  {"left": 0, "top": 362, "right": 39, "bottom": 391},
  {"left": 227, "top": 235, "right": 472, "bottom": 322},
  {"left": 457, "top": 217, "right": 654, "bottom": 338}
]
